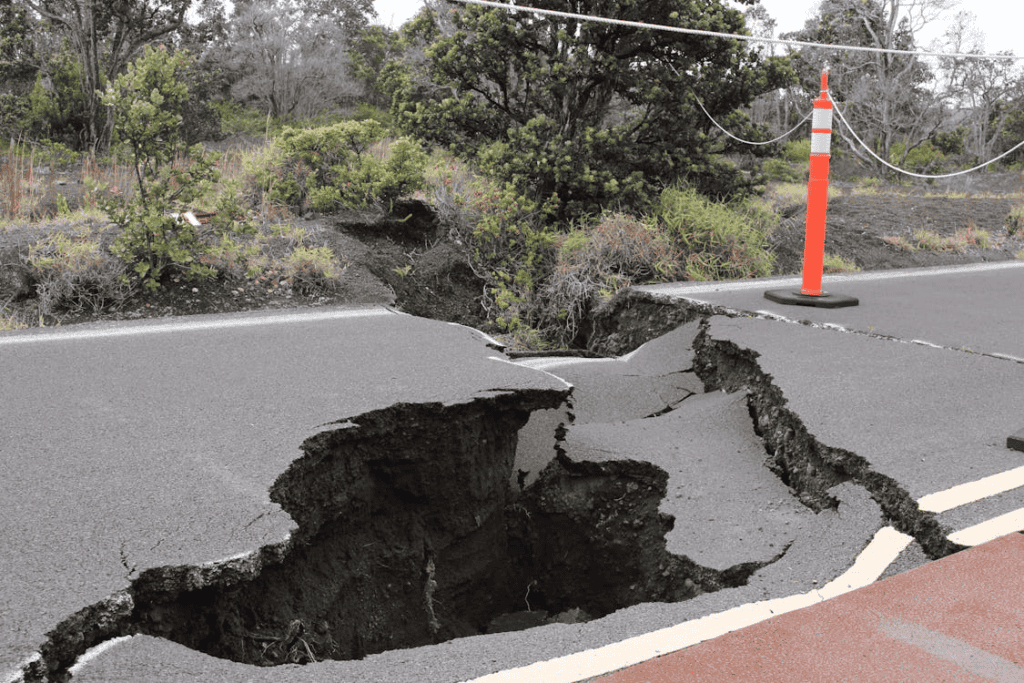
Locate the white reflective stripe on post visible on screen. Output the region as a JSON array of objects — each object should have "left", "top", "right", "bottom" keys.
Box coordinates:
[
  {"left": 811, "top": 107, "right": 833, "bottom": 131},
  {"left": 811, "top": 131, "right": 832, "bottom": 155}
]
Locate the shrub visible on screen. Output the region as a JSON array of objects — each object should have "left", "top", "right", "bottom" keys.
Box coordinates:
[
  {"left": 284, "top": 245, "right": 345, "bottom": 295},
  {"left": 99, "top": 46, "right": 249, "bottom": 291},
  {"left": 657, "top": 186, "right": 775, "bottom": 281},
  {"left": 541, "top": 213, "right": 682, "bottom": 346},
  {"left": 782, "top": 139, "right": 812, "bottom": 164},
  {"left": 762, "top": 157, "right": 803, "bottom": 182},
  {"left": 1006, "top": 205, "right": 1024, "bottom": 237},
  {"left": 889, "top": 141, "right": 945, "bottom": 172},
  {"left": 27, "top": 231, "right": 133, "bottom": 316},
  {"left": 429, "top": 167, "right": 560, "bottom": 340},
  {"left": 822, "top": 253, "right": 860, "bottom": 273},
  {"left": 267, "top": 120, "right": 428, "bottom": 213}
]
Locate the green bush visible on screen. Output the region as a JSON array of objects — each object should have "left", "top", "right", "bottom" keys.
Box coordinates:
[
  {"left": 657, "top": 186, "right": 775, "bottom": 281},
  {"left": 1007, "top": 205, "right": 1024, "bottom": 237},
  {"left": 889, "top": 141, "right": 944, "bottom": 172},
  {"left": 782, "top": 139, "right": 812, "bottom": 164},
  {"left": 99, "top": 45, "right": 241, "bottom": 291},
  {"left": 762, "top": 157, "right": 803, "bottom": 182},
  {"left": 264, "top": 120, "right": 428, "bottom": 213},
  {"left": 22, "top": 42, "right": 92, "bottom": 149},
  {"left": 284, "top": 245, "right": 345, "bottom": 295}
]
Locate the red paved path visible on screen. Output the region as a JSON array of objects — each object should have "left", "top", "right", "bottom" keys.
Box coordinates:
[{"left": 593, "top": 533, "right": 1024, "bottom": 683}]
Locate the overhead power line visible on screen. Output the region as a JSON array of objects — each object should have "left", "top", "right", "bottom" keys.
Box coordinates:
[{"left": 450, "top": 0, "right": 1024, "bottom": 61}]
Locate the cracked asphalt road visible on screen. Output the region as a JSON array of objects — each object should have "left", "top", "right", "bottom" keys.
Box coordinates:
[{"left": 4, "top": 261, "right": 1024, "bottom": 683}]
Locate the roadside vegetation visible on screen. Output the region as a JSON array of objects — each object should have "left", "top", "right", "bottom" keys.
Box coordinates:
[{"left": 3, "top": 0, "right": 1024, "bottom": 346}]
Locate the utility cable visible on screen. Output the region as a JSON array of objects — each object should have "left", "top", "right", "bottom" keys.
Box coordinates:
[
  {"left": 451, "top": 0, "right": 1024, "bottom": 61},
  {"left": 830, "top": 97, "right": 1024, "bottom": 179}
]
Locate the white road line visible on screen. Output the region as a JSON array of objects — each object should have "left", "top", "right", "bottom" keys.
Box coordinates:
[
  {"left": 918, "top": 465, "right": 1024, "bottom": 513},
  {"left": 462, "top": 527, "right": 914, "bottom": 683},
  {"left": 1, "top": 653, "right": 40, "bottom": 683},
  {"left": 516, "top": 356, "right": 619, "bottom": 370},
  {"left": 636, "top": 261, "right": 1024, "bottom": 296},
  {"left": 0, "top": 307, "right": 396, "bottom": 345},
  {"left": 949, "top": 508, "right": 1024, "bottom": 546},
  {"left": 66, "top": 636, "right": 134, "bottom": 677},
  {"left": 813, "top": 527, "right": 914, "bottom": 600}
]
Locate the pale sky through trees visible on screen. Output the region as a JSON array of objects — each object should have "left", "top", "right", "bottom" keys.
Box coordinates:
[{"left": 371, "top": 0, "right": 1023, "bottom": 55}]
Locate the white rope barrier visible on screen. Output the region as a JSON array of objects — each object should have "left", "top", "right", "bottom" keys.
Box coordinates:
[
  {"left": 450, "top": 0, "right": 1024, "bottom": 61},
  {"left": 830, "top": 97, "right": 1024, "bottom": 179},
  {"left": 694, "top": 96, "right": 812, "bottom": 146}
]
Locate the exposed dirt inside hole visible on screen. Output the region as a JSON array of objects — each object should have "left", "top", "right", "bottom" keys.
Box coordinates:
[{"left": 120, "top": 397, "right": 782, "bottom": 669}]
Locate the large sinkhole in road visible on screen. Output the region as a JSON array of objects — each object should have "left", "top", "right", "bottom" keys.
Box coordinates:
[{"left": 124, "top": 387, "right": 774, "bottom": 667}]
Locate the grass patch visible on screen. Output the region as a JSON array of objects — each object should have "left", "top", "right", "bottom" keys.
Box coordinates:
[
  {"left": 658, "top": 186, "right": 775, "bottom": 281},
  {"left": 882, "top": 225, "right": 993, "bottom": 253},
  {"left": 1006, "top": 205, "right": 1024, "bottom": 237},
  {"left": 822, "top": 253, "right": 861, "bottom": 273}
]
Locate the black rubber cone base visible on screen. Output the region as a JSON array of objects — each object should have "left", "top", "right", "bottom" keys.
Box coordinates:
[
  {"left": 764, "top": 289, "right": 859, "bottom": 308},
  {"left": 1008, "top": 428, "right": 1024, "bottom": 452}
]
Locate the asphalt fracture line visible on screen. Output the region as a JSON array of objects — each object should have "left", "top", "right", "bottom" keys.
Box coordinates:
[
  {"left": 918, "top": 465, "right": 1024, "bottom": 513},
  {"left": 462, "top": 527, "right": 914, "bottom": 683},
  {"left": 0, "top": 306, "right": 397, "bottom": 345}
]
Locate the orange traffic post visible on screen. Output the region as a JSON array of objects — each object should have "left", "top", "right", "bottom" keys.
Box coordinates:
[{"left": 765, "top": 70, "right": 858, "bottom": 309}]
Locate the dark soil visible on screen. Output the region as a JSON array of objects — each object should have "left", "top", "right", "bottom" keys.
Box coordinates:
[
  {"left": 3, "top": 169, "right": 1022, "bottom": 338},
  {"left": 769, "top": 175, "right": 1024, "bottom": 276}
]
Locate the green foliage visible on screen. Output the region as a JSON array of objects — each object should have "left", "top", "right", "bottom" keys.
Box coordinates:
[
  {"left": 782, "top": 139, "right": 812, "bottom": 164},
  {"left": 889, "top": 141, "right": 945, "bottom": 172},
  {"left": 348, "top": 25, "right": 402, "bottom": 110},
  {"left": 428, "top": 164, "right": 560, "bottom": 338},
  {"left": 23, "top": 43, "right": 91, "bottom": 147},
  {"left": 822, "top": 253, "right": 860, "bottom": 274},
  {"left": 1007, "top": 205, "right": 1024, "bottom": 237},
  {"left": 99, "top": 45, "right": 235, "bottom": 290},
  {"left": 348, "top": 102, "right": 394, "bottom": 127},
  {"left": 284, "top": 245, "right": 344, "bottom": 294},
  {"left": 657, "top": 186, "right": 775, "bottom": 281},
  {"left": 932, "top": 128, "right": 966, "bottom": 157},
  {"left": 263, "top": 120, "right": 427, "bottom": 212},
  {"left": 761, "top": 157, "right": 803, "bottom": 182},
  {"left": 390, "top": 0, "right": 794, "bottom": 219}
]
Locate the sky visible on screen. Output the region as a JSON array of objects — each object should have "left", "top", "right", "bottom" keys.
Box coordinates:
[{"left": 371, "top": 0, "right": 1023, "bottom": 55}]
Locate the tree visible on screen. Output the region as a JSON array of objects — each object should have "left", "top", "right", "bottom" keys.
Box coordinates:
[
  {"left": 387, "top": 0, "right": 794, "bottom": 218},
  {"left": 0, "top": 0, "right": 36, "bottom": 85},
  {"left": 18, "top": 0, "right": 192, "bottom": 151},
  {"left": 349, "top": 24, "right": 403, "bottom": 109},
  {"left": 934, "top": 11, "right": 1024, "bottom": 163},
  {"left": 784, "top": 0, "right": 955, "bottom": 171},
  {"left": 224, "top": 0, "right": 360, "bottom": 119},
  {"left": 101, "top": 45, "right": 226, "bottom": 290},
  {"left": 0, "top": 0, "right": 39, "bottom": 135}
]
